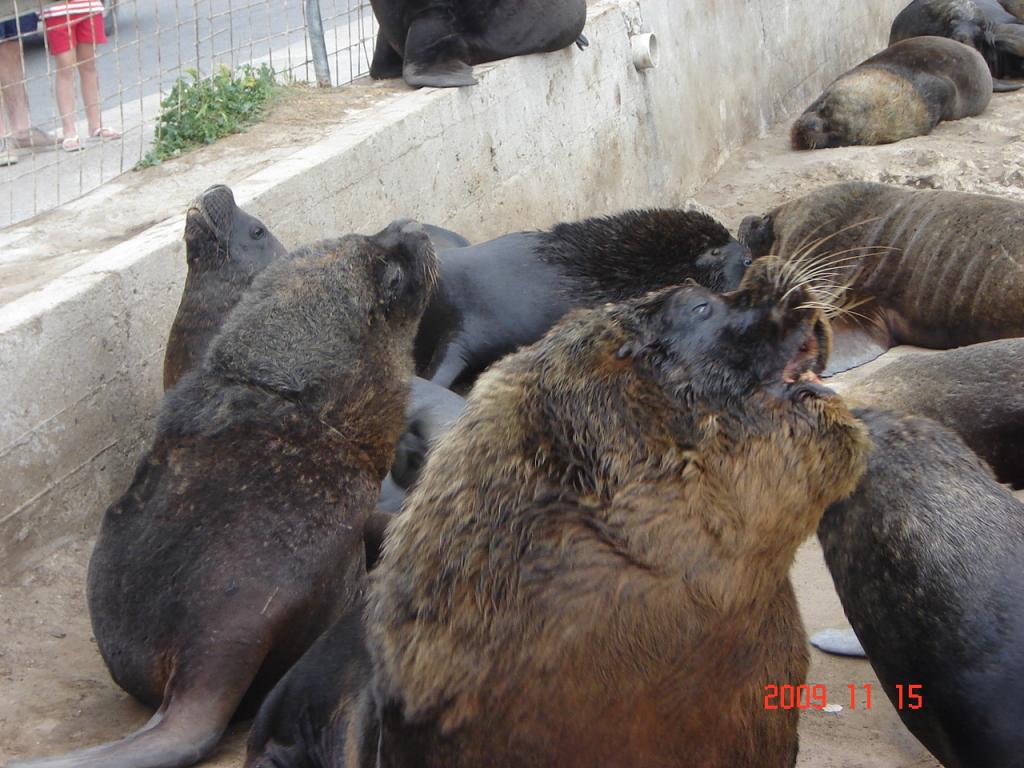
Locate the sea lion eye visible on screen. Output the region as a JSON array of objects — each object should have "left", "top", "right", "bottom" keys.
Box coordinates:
[
  {"left": 692, "top": 301, "right": 710, "bottom": 317},
  {"left": 743, "top": 256, "right": 753, "bottom": 267},
  {"left": 250, "top": 225, "right": 265, "bottom": 240},
  {"left": 711, "top": 248, "right": 721, "bottom": 256}
]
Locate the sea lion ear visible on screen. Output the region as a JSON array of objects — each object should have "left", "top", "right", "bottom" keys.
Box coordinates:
[{"left": 682, "top": 278, "right": 699, "bottom": 287}]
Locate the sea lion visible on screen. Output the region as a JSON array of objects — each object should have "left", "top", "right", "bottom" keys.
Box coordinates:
[
  {"left": 346, "top": 257, "right": 870, "bottom": 768},
  {"left": 164, "top": 184, "right": 288, "bottom": 391},
  {"left": 890, "top": 0, "right": 1024, "bottom": 88},
  {"left": 738, "top": 181, "right": 1024, "bottom": 373},
  {"left": 164, "top": 186, "right": 467, "bottom": 392},
  {"left": 2, "top": 223, "right": 438, "bottom": 768},
  {"left": 817, "top": 410, "right": 1024, "bottom": 768},
  {"left": 840, "top": 339, "right": 1024, "bottom": 488},
  {"left": 368, "top": 0, "right": 588, "bottom": 88},
  {"left": 791, "top": 36, "right": 993, "bottom": 150},
  {"left": 416, "top": 208, "right": 753, "bottom": 388}
]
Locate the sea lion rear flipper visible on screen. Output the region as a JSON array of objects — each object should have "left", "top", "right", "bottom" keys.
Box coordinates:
[
  {"left": 369, "top": 28, "right": 403, "bottom": 80},
  {"left": 575, "top": 33, "right": 590, "bottom": 50},
  {"left": 402, "top": 15, "right": 477, "bottom": 88},
  {"left": 2, "top": 675, "right": 241, "bottom": 768},
  {"left": 823, "top": 320, "right": 891, "bottom": 377},
  {"left": 993, "top": 78, "right": 1024, "bottom": 92}
]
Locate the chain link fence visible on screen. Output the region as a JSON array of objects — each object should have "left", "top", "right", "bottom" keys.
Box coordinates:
[{"left": 0, "top": 0, "right": 377, "bottom": 228}]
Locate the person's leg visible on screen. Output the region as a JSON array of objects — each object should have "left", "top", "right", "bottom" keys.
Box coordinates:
[
  {"left": 76, "top": 13, "right": 117, "bottom": 139},
  {"left": 53, "top": 49, "right": 78, "bottom": 140},
  {"left": 0, "top": 37, "right": 30, "bottom": 135},
  {"left": 76, "top": 41, "right": 100, "bottom": 134}
]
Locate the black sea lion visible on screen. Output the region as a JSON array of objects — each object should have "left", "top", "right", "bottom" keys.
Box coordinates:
[
  {"left": 791, "top": 37, "right": 992, "bottom": 149},
  {"left": 164, "top": 184, "right": 288, "bottom": 391},
  {"left": 416, "top": 209, "right": 753, "bottom": 388},
  {"left": 841, "top": 340, "right": 1024, "bottom": 488},
  {"left": 368, "top": 0, "right": 588, "bottom": 88},
  {"left": 2, "top": 224, "right": 438, "bottom": 768},
  {"left": 738, "top": 181, "right": 1024, "bottom": 373},
  {"left": 890, "top": 0, "right": 1024, "bottom": 88},
  {"left": 348, "top": 258, "right": 869, "bottom": 768},
  {"left": 818, "top": 410, "right": 1024, "bottom": 768}
]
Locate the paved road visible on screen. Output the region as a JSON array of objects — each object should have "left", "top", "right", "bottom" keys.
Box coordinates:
[
  {"left": 20, "top": 0, "right": 373, "bottom": 130},
  {"left": 3, "top": 0, "right": 375, "bottom": 227}
]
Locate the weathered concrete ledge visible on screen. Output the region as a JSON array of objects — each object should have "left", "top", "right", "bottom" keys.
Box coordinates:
[{"left": 0, "top": 0, "right": 905, "bottom": 573}]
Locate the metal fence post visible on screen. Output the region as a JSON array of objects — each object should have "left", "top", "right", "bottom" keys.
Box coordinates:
[{"left": 305, "top": 0, "right": 333, "bottom": 87}]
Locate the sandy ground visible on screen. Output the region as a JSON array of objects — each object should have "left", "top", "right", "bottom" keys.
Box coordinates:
[{"left": 2, "top": 93, "right": 1024, "bottom": 768}]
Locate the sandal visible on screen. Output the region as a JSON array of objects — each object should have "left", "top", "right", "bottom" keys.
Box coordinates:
[
  {"left": 90, "top": 126, "right": 122, "bottom": 141},
  {"left": 14, "top": 127, "right": 59, "bottom": 150},
  {"left": 62, "top": 136, "right": 84, "bottom": 152}
]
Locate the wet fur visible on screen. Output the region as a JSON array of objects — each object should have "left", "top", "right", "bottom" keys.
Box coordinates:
[
  {"left": 3, "top": 229, "right": 438, "bottom": 768},
  {"left": 738, "top": 181, "right": 1024, "bottom": 371},
  {"left": 415, "top": 209, "right": 752, "bottom": 388},
  {"left": 818, "top": 410, "right": 1024, "bottom": 768},
  {"left": 791, "top": 37, "right": 992, "bottom": 149},
  {"left": 361, "top": 261, "right": 869, "bottom": 767}
]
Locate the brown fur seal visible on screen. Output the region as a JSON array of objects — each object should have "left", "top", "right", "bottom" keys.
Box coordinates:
[
  {"left": 343, "top": 257, "right": 869, "bottom": 768},
  {"left": 841, "top": 339, "right": 1024, "bottom": 488},
  {"left": 738, "top": 181, "right": 1024, "bottom": 373},
  {"left": 818, "top": 410, "right": 1024, "bottom": 767},
  {"left": 368, "top": 0, "right": 587, "bottom": 88},
  {"left": 2, "top": 223, "right": 438, "bottom": 768},
  {"left": 164, "top": 184, "right": 288, "bottom": 391},
  {"left": 791, "top": 36, "right": 992, "bottom": 149},
  {"left": 416, "top": 209, "right": 753, "bottom": 388},
  {"left": 890, "top": 0, "right": 1024, "bottom": 89}
]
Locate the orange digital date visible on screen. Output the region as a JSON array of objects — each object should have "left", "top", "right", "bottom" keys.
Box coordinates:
[{"left": 763, "top": 684, "right": 923, "bottom": 710}]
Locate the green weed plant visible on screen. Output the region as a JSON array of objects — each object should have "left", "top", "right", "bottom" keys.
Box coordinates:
[{"left": 139, "top": 64, "right": 278, "bottom": 167}]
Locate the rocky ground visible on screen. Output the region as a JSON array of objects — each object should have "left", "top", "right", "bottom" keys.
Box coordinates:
[{"left": 2, "top": 89, "right": 1023, "bottom": 768}]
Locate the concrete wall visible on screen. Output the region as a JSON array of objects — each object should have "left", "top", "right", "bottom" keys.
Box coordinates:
[{"left": 0, "top": 0, "right": 906, "bottom": 574}]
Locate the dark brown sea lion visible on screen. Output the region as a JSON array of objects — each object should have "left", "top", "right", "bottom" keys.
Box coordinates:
[
  {"left": 2, "top": 223, "right": 438, "bottom": 768},
  {"left": 738, "top": 181, "right": 1024, "bottom": 373},
  {"left": 346, "top": 258, "right": 870, "bottom": 768},
  {"left": 416, "top": 209, "right": 753, "bottom": 388},
  {"left": 791, "top": 36, "right": 992, "bottom": 150},
  {"left": 818, "top": 410, "right": 1024, "bottom": 768},
  {"left": 841, "top": 339, "right": 1024, "bottom": 488},
  {"left": 164, "top": 186, "right": 469, "bottom": 392},
  {"left": 368, "top": 0, "right": 588, "bottom": 88},
  {"left": 164, "top": 184, "right": 288, "bottom": 391},
  {"left": 890, "top": 0, "right": 1024, "bottom": 88}
]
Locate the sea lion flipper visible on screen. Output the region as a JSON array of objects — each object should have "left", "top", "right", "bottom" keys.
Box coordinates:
[
  {"left": 823, "top": 321, "right": 891, "bottom": 377},
  {"left": 370, "top": 28, "right": 404, "bottom": 79},
  {"left": 402, "top": 15, "right": 477, "bottom": 88},
  {"left": 993, "top": 78, "right": 1024, "bottom": 92},
  {"left": 810, "top": 628, "right": 867, "bottom": 658},
  {"left": 575, "top": 33, "right": 590, "bottom": 50}
]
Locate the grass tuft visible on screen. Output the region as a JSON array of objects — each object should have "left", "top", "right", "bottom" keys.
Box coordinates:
[{"left": 138, "top": 64, "right": 279, "bottom": 168}]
